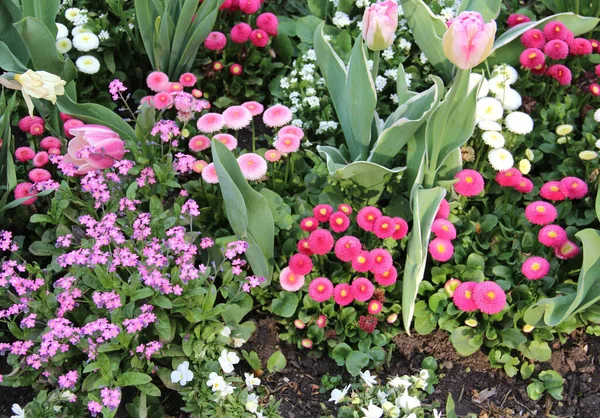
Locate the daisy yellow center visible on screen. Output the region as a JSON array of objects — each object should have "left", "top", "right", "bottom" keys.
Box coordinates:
[
  {"left": 381, "top": 223, "right": 388, "bottom": 229},
  {"left": 345, "top": 243, "right": 351, "bottom": 248},
  {"left": 534, "top": 64, "right": 543, "bottom": 70},
  {"left": 594, "top": 87, "right": 600, "bottom": 93},
  {"left": 367, "top": 215, "right": 374, "bottom": 221},
  {"left": 558, "top": 70, "right": 563, "bottom": 77},
  {"left": 360, "top": 285, "right": 366, "bottom": 291},
  {"left": 257, "top": 33, "right": 263, "bottom": 38},
  {"left": 555, "top": 26, "right": 561, "bottom": 32},
  {"left": 465, "top": 291, "right": 472, "bottom": 299},
  {"left": 395, "top": 224, "right": 400, "bottom": 230},
  {"left": 284, "top": 139, "right": 291, "bottom": 145},
  {"left": 320, "top": 208, "right": 327, "bottom": 215},
  {"left": 376, "top": 256, "right": 382, "bottom": 262},
  {"left": 528, "top": 53, "right": 537, "bottom": 59},
  {"left": 531, "top": 262, "right": 540, "bottom": 271},
  {"left": 442, "top": 225, "right": 449, "bottom": 231},
  {"left": 572, "top": 183, "right": 578, "bottom": 188},
  {"left": 303, "top": 242, "right": 309, "bottom": 248},
  {"left": 358, "top": 256, "right": 366, "bottom": 263},
  {"left": 335, "top": 218, "right": 343, "bottom": 225},
  {"left": 437, "top": 244, "right": 445, "bottom": 253},
  {"left": 548, "top": 231, "right": 557, "bottom": 238},
  {"left": 487, "top": 291, "right": 496, "bottom": 299},
  {"left": 342, "top": 207, "right": 349, "bottom": 213},
  {"left": 466, "top": 176, "right": 473, "bottom": 183},
  {"left": 536, "top": 206, "right": 546, "bottom": 213},
  {"left": 317, "top": 285, "right": 325, "bottom": 292},
  {"left": 506, "top": 172, "right": 514, "bottom": 177},
  {"left": 289, "top": 275, "right": 295, "bottom": 282},
  {"left": 551, "top": 186, "right": 558, "bottom": 191},
  {"left": 247, "top": 161, "right": 254, "bottom": 165},
  {"left": 383, "top": 271, "right": 389, "bottom": 277},
  {"left": 341, "top": 290, "right": 347, "bottom": 297},
  {"left": 306, "top": 221, "right": 313, "bottom": 227}
]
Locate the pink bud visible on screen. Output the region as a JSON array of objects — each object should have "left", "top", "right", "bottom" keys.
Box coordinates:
[
  {"left": 386, "top": 313, "right": 398, "bottom": 324},
  {"left": 301, "top": 339, "right": 313, "bottom": 349},
  {"left": 294, "top": 319, "right": 305, "bottom": 329},
  {"left": 444, "top": 278, "right": 462, "bottom": 297},
  {"left": 442, "top": 11, "right": 497, "bottom": 70},
  {"left": 554, "top": 240, "right": 580, "bottom": 259},
  {"left": 361, "top": 1, "right": 398, "bottom": 51},
  {"left": 316, "top": 315, "right": 327, "bottom": 328}
]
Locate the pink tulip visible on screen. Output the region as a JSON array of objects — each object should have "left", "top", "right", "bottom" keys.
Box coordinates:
[
  {"left": 361, "top": 0, "right": 398, "bottom": 51},
  {"left": 62, "top": 124, "right": 125, "bottom": 174},
  {"left": 442, "top": 11, "right": 496, "bottom": 70}
]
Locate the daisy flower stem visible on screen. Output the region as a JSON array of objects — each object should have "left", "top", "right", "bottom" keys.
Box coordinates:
[{"left": 251, "top": 119, "right": 256, "bottom": 152}]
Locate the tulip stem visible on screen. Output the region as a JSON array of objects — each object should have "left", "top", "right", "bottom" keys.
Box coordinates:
[{"left": 371, "top": 51, "right": 380, "bottom": 84}]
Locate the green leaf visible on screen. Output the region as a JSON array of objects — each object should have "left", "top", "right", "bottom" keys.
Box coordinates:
[
  {"left": 345, "top": 351, "right": 369, "bottom": 376},
  {"left": 331, "top": 343, "right": 352, "bottom": 367},
  {"left": 450, "top": 326, "right": 483, "bottom": 356},
  {"left": 527, "top": 380, "right": 545, "bottom": 400},
  {"left": 0, "top": 41, "right": 27, "bottom": 72},
  {"left": 138, "top": 383, "right": 161, "bottom": 397},
  {"left": 499, "top": 328, "right": 526, "bottom": 349},
  {"left": 308, "top": 0, "right": 327, "bottom": 18},
  {"left": 266, "top": 350, "right": 286, "bottom": 373},
  {"left": 134, "top": 0, "right": 160, "bottom": 66},
  {"left": 271, "top": 292, "right": 299, "bottom": 318},
  {"left": 0, "top": 0, "right": 28, "bottom": 63},
  {"left": 212, "top": 139, "right": 274, "bottom": 281},
  {"left": 457, "top": 0, "right": 501, "bottom": 21},
  {"left": 402, "top": 187, "right": 446, "bottom": 332},
  {"left": 446, "top": 393, "right": 459, "bottom": 418},
  {"left": 260, "top": 188, "right": 293, "bottom": 231},
  {"left": 116, "top": 372, "right": 153, "bottom": 387},
  {"left": 297, "top": 16, "right": 323, "bottom": 44},
  {"left": 21, "top": 0, "right": 60, "bottom": 38}
]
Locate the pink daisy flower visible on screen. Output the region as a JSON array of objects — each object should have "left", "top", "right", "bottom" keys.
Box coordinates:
[
  {"left": 201, "top": 162, "right": 219, "bottom": 184},
  {"left": 263, "top": 104, "right": 292, "bottom": 128},
  {"left": 555, "top": 240, "right": 580, "bottom": 259},
  {"left": 250, "top": 29, "right": 269, "bottom": 47},
  {"left": 294, "top": 320, "right": 305, "bottom": 329},
  {"left": 473, "top": 282, "right": 506, "bottom": 315},
  {"left": 223, "top": 106, "right": 253, "bottom": 130},
  {"left": 242, "top": 101, "right": 264, "bottom": 116},
  {"left": 392, "top": 217, "right": 409, "bottom": 240},
  {"left": 179, "top": 72, "right": 197, "bottom": 87},
  {"left": 431, "top": 219, "right": 457, "bottom": 241},
  {"left": 204, "top": 31, "right": 227, "bottom": 51},
  {"left": 538, "top": 225, "right": 567, "bottom": 248},
  {"left": 256, "top": 12, "right": 279, "bottom": 36},
  {"left": 428, "top": 238, "right": 454, "bottom": 262},
  {"left": 453, "top": 169, "right": 484, "bottom": 197},
  {"left": 372, "top": 216, "right": 396, "bottom": 239},
  {"left": 543, "top": 21, "right": 570, "bottom": 41},
  {"left": 274, "top": 134, "right": 300, "bottom": 153},
  {"left": 521, "top": 256, "right": 550, "bottom": 280},
  {"left": 452, "top": 281, "right": 478, "bottom": 312},
  {"left": 153, "top": 92, "right": 173, "bottom": 110},
  {"left": 367, "top": 300, "right": 383, "bottom": 315},
  {"left": 279, "top": 267, "right": 305, "bottom": 292},
  {"left": 559, "top": 177, "right": 587, "bottom": 199},
  {"left": 40, "top": 136, "right": 61, "bottom": 150},
  {"left": 351, "top": 277, "right": 374, "bottom": 302},
  {"left": 231, "top": 22, "right": 252, "bottom": 43},
  {"left": 308, "top": 277, "right": 333, "bottom": 302},
  {"left": 29, "top": 123, "right": 44, "bottom": 136},
  {"left": 301, "top": 339, "right": 313, "bottom": 349},
  {"left": 213, "top": 133, "right": 237, "bottom": 151},
  {"left": 15, "top": 147, "right": 35, "bottom": 162},
  {"left": 14, "top": 182, "right": 37, "bottom": 206},
  {"left": 146, "top": 71, "right": 170, "bottom": 92},
  {"left": 300, "top": 217, "right": 319, "bottom": 232},
  {"left": 168, "top": 82, "right": 184, "bottom": 93},
  {"left": 338, "top": 203, "right": 352, "bottom": 215},
  {"left": 374, "top": 266, "right": 397, "bottom": 287},
  {"left": 28, "top": 168, "right": 51, "bottom": 183},
  {"left": 495, "top": 168, "right": 522, "bottom": 187},
  {"left": 515, "top": 177, "right": 534, "bottom": 194},
  {"left": 356, "top": 206, "right": 382, "bottom": 231},
  {"left": 546, "top": 64, "right": 572, "bottom": 85},
  {"left": 278, "top": 125, "right": 304, "bottom": 140},
  {"left": 265, "top": 149, "right": 281, "bottom": 162},
  {"left": 570, "top": 38, "right": 593, "bottom": 55},
  {"left": 316, "top": 315, "right": 327, "bottom": 328},
  {"left": 435, "top": 199, "right": 450, "bottom": 219},
  {"left": 543, "top": 40, "right": 569, "bottom": 60},
  {"left": 313, "top": 204, "right": 333, "bottom": 222},
  {"left": 288, "top": 253, "right": 313, "bottom": 276},
  {"left": 333, "top": 283, "right": 354, "bottom": 306},
  {"left": 197, "top": 113, "right": 225, "bottom": 133},
  {"left": 237, "top": 153, "right": 267, "bottom": 181},
  {"left": 192, "top": 160, "right": 207, "bottom": 173},
  {"left": 189, "top": 135, "right": 211, "bottom": 152},
  {"left": 297, "top": 238, "right": 312, "bottom": 256},
  {"left": 519, "top": 48, "right": 545, "bottom": 69},
  {"left": 525, "top": 201, "right": 557, "bottom": 225},
  {"left": 540, "top": 181, "right": 565, "bottom": 201},
  {"left": 369, "top": 248, "right": 393, "bottom": 275},
  {"left": 63, "top": 118, "right": 84, "bottom": 138},
  {"left": 444, "top": 278, "right": 461, "bottom": 297},
  {"left": 329, "top": 211, "right": 350, "bottom": 233},
  {"left": 334, "top": 236, "right": 362, "bottom": 262},
  {"left": 352, "top": 250, "right": 373, "bottom": 272},
  {"left": 520, "top": 29, "right": 545, "bottom": 49},
  {"left": 33, "top": 152, "right": 49, "bottom": 168},
  {"left": 307, "top": 229, "right": 334, "bottom": 255}
]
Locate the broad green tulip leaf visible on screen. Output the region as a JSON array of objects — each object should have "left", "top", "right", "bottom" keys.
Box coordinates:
[
  {"left": 14, "top": 17, "right": 77, "bottom": 82},
  {"left": 57, "top": 88, "right": 137, "bottom": 144},
  {"left": 402, "top": 187, "right": 446, "bottom": 333},
  {"left": 596, "top": 186, "right": 600, "bottom": 222},
  {"left": 21, "top": 0, "right": 60, "bottom": 38},
  {"left": 346, "top": 36, "right": 377, "bottom": 161},
  {"left": 134, "top": 0, "right": 160, "bottom": 66},
  {"left": 0, "top": 0, "right": 28, "bottom": 63},
  {"left": 0, "top": 93, "right": 17, "bottom": 219},
  {"left": 314, "top": 23, "right": 356, "bottom": 157},
  {"left": 457, "top": 0, "right": 501, "bottom": 21},
  {"left": 524, "top": 229, "right": 600, "bottom": 327},
  {"left": 405, "top": 126, "right": 427, "bottom": 195},
  {"left": 542, "top": 0, "right": 600, "bottom": 15},
  {"left": 308, "top": 0, "right": 327, "bottom": 18},
  {"left": 488, "top": 13, "right": 600, "bottom": 67},
  {"left": 399, "top": 0, "right": 454, "bottom": 82},
  {"left": 395, "top": 64, "right": 417, "bottom": 106},
  {"left": 212, "top": 140, "right": 274, "bottom": 282},
  {"left": 0, "top": 41, "right": 26, "bottom": 74},
  {"left": 157, "top": 5, "right": 175, "bottom": 72}
]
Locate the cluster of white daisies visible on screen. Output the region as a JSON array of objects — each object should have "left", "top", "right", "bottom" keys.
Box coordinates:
[
  {"left": 472, "top": 64, "right": 535, "bottom": 172},
  {"left": 55, "top": 7, "right": 106, "bottom": 75}
]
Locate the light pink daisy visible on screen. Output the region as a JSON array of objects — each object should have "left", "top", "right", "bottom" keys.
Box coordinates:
[
  {"left": 201, "top": 162, "right": 219, "bottom": 184},
  {"left": 223, "top": 105, "right": 253, "bottom": 130},
  {"left": 213, "top": 133, "right": 237, "bottom": 151},
  {"left": 274, "top": 134, "right": 300, "bottom": 153},
  {"left": 189, "top": 135, "right": 211, "bottom": 152},
  {"left": 278, "top": 125, "right": 304, "bottom": 140},
  {"left": 263, "top": 104, "right": 292, "bottom": 128},
  {"left": 242, "top": 101, "right": 264, "bottom": 116},
  {"left": 237, "top": 153, "right": 267, "bottom": 181},
  {"left": 279, "top": 267, "right": 305, "bottom": 292},
  {"left": 265, "top": 149, "right": 281, "bottom": 162},
  {"left": 146, "top": 71, "right": 170, "bottom": 92},
  {"left": 153, "top": 92, "right": 173, "bottom": 110},
  {"left": 197, "top": 113, "right": 225, "bottom": 133}
]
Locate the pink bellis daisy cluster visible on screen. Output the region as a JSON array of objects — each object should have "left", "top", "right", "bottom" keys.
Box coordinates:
[
  {"left": 142, "top": 72, "right": 209, "bottom": 120},
  {"left": 452, "top": 280, "right": 507, "bottom": 315},
  {"left": 428, "top": 199, "right": 456, "bottom": 262},
  {"left": 495, "top": 168, "right": 534, "bottom": 194}
]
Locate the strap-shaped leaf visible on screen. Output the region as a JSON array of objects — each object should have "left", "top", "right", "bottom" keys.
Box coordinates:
[
  {"left": 0, "top": 0, "right": 28, "bottom": 63},
  {"left": 21, "top": 0, "right": 60, "bottom": 38},
  {"left": 395, "top": 64, "right": 416, "bottom": 107},
  {"left": 0, "top": 40, "right": 27, "bottom": 72},
  {"left": 134, "top": 0, "right": 159, "bottom": 67},
  {"left": 457, "top": 0, "right": 501, "bottom": 21},
  {"left": 167, "top": 0, "right": 198, "bottom": 74}
]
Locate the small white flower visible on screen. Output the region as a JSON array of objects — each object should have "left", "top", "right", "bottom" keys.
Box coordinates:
[
  {"left": 433, "top": 409, "right": 443, "bottom": 418},
  {"left": 419, "top": 52, "right": 428, "bottom": 64},
  {"left": 56, "top": 38, "right": 72, "bottom": 54},
  {"left": 332, "top": 11, "right": 351, "bottom": 28},
  {"left": 482, "top": 131, "right": 505, "bottom": 148},
  {"left": 476, "top": 97, "right": 504, "bottom": 121},
  {"left": 579, "top": 150, "right": 598, "bottom": 160},
  {"left": 382, "top": 47, "right": 395, "bottom": 61},
  {"left": 595, "top": 139, "right": 600, "bottom": 149},
  {"left": 11, "top": 404, "right": 24, "bottom": 418},
  {"left": 56, "top": 23, "right": 68, "bottom": 39},
  {"left": 98, "top": 30, "right": 110, "bottom": 41},
  {"left": 245, "top": 393, "right": 259, "bottom": 413},
  {"left": 478, "top": 120, "right": 502, "bottom": 131},
  {"left": 359, "top": 370, "right": 377, "bottom": 387},
  {"left": 389, "top": 376, "right": 412, "bottom": 389},
  {"left": 73, "top": 14, "right": 89, "bottom": 27},
  {"left": 397, "top": 389, "right": 421, "bottom": 412},
  {"left": 376, "top": 389, "right": 388, "bottom": 402},
  {"left": 170, "top": 361, "right": 194, "bottom": 386},
  {"left": 361, "top": 401, "right": 383, "bottom": 418},
  {"left": 469, "top": 73, "right": 489, "bottom": 99},
  {"left": 305, "top": 49, "right": 316, "bottom": 61},
  {"left": 218, "top": 349, "right": 240, "bottom": 373},
  {"left": 219, "top": 382, "right": 235, "bottom": 397},
  {"left": 328, "top": 384, "right": 350, "bottom": 404},
  {"left": 488, "top": 148, "right": 514, "bottom": 171},
  {"left": 390, "top": 93, "right": 399, "bottom": 104},
  {"left": 594, "top": 108, "right": 600, "bottom": 122},
  {"left": 526, "top": 148, "right": 535, "bottom": 160},
  {"left": 505, "top": 111, "right": 534, "bottom": 134},
  {"left": 375, "top": 76, "right": 387, "bottom": 92},
  {"left": 556, "top": 124, "right": 573, "bottom": 136},
  {"left": 73, "top": 32, "right": 99, "bottom": 52},
  {"left": 496, "top": 87, "right": 522, "bottom": 111},
  {"left": 397, "top": 38, "right": 411, "bottom": 51},
  {"left": 76, "top": 55, "right": 100, "bottom": 74},
  {"left": 221, "top": 326, "right": 232, "bottom": 337},
  {"left": 245, "top": 373, "right": 261, "bottom": 390},
  {"left": 206, "top": 372, "right": 226, "bottom": 392},
  {"left": 64, "top": 7, "right": 81, "bottom": 22},
  {"left": 232, "top": 337, "right": 245, "bottom": 348},
  {"left": 72, "top": 26, "right": 90, "bottom": 37},
  {"left": 405, "top": 73, "right": 413, "bottom": 87},
  {"left": 367, "top": 59, "right": 373, "bottom": 70}
]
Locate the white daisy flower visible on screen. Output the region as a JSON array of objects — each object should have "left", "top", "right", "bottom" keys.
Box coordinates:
[
  {"left": 494, "top": 64, "right": 519, "bottom": 85},
  {"left": 488, "top": 148, "right": 514, "bottom": 171},
  {"left": 64, "top": 7, "right": 81, "bottom": 22},
  {"left": 594, "top": 109, "right": 600, "bottom": 122},
  {"left": 76, "top": 55, "right": 100, "bottom": 74},
  {"left": 469, "top": 73, "right": 489, "bottom": 98},
  {"left": 476, "top": 97, "right": 504, "bottom": 121},
  {"left": 73, "top": 32, "right": 99, "bottom": 52},
  {"left": 488, "top": 75, "right": 507, "bottom": 96},
  {"left": 579, "top": 150, "right": 598, "bottom": 160},
  {"left": 496, "top": 87, "right": 522, "bottom": 111},
  {"left": 505, "top": 111, "right": 534, "bottom": 134},
  {"left": 478, "top": 120, "right": 502, "bottom": 131},
  {"left": 56, "top": 38, "right": 72, "bottom": 54},
  {"left": 72, "top": 26, "right": 91, "bottom": 37},
  {"left": 519, "top": 159, "right": 531, "bottom": 174},
  {"left": 56, "top": 23, "right": 68, "bottom": 39}
]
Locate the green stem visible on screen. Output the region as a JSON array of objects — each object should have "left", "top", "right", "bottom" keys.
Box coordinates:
[
  {"left": 371, "top": 51, "right": 380, "bottom": 83},
  {"left": 251, "top": 120, "right": 256, "bottom": 152},
  {"left": 139, "top": 392, "right": 147, "bottom": 418}
]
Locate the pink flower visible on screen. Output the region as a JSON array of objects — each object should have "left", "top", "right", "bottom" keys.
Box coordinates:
[
  {"left": 443, "top": 11, "right": 496, "bottom": 70},
  {"left": 19, "top": 116, "right": 42, "bottom": 132},
  {"left": 201, "top": 162, "right": 219, "bottom": 184},
  {"left": 308, "top": 277, "right": 333, "bottom": 302},
  {"left": 15, "top": 147, "right": 35, "bottom": 162},
  {"left": 521, "top": 29, "right": 545, "bottom": 49},
  {"left": 242, "top": 101, "right": 264, "bottom": 116},
  {"left": 543, "top": 40, "right": 569, "bottom": 59},
  {"left": 540, "top": 181, "right": 565, "bottom": 201},
  {"left": 374, "top": 266, "right": 397, "bottom": 287},
  {"left": 338, "top": 203, "right": 352, "bottom": 215},
  {"left": 40, "top": 136, "right": 61, "bottom": 150},
  {"left": 452, "top": 281, "right": 478, "bottom": 312},
  {"left": 146, "top": 71, "right": 170, "bottom": 92},
  {"left": 250, "top": 29, "right": 269, "bottom": 47},
  {"left": 334, "top": 283, "right": 354, "bottom": 306},
  {"left": 431, "top": 219, "right": 456, "bottom": 241},
  {"left": 189, "top": 135, "right": 211, "bottom": 152},
  {"left": 223, "top": 105, "right": 252, "bottom": 130},
  {"left": 263, "top": 104, "right": 293, "bottom": 128},
  {"left": 294, "top": 319, "right": 305, "bottom": 329},
  {"left": 356, "top": 206, "right": 382, "bottom": 231},
  {"left": 435, "top": 199, "right": 450, "bottom": 219},
  {"left": 369, "top": 248, "right": 393, "bottom": 275},
  {"left": 28, "top": 168, "right": 51, "bottom": 183},
  {"left": 62, "top": 124, "right": 125, "bottom": 174},
  {"left": 14, "top": 182, "right": 37, "bottom": 205},
  {"left": 33, "top": 151, "right": 49, "bottom": 167},
  {"left": 197, "top": 113, "right": 225, "bottom": 133},
  {"left": 214, "top": 133, "right": 237, "bottom": 151},
  {"left": 515, "top": 177, "right": 534, "bottom": 194},
  {"left": 308, "top": 229, "right": 334, "bottom": 255},
  {"left": 392, "top": 217, "right": 409, "bottom": 239},
  {"left": 570, "top": 38, "right": 592, "bottom": 55},
  {"left": 538, "top": 224, "right": 567, "bottom": 248},
  {"left": 256, "top": 13, "right": 279, "bottom": 36},
  {"left": 30, "top": 123, "right": 44, "bottom": 136},
  {"left": 508, "top": 13, "right": 531, "bottom": 28},
  {"left": 525, "top": 201, "right": 557, "bottom": 225},
  {"left": 239, "top": 0, "right": 261, "bottom": 14},
  {"left": 372, "top": 216, "right": 396, "bottom": 239},
  {"left": 444, "top": 278, "right": 461, "bottom": 297},
  {"left": 192, "top": 160, "right": 207, "bottom": 173},
  {"left": 231, "top": 23, "right": 252, "bottom": 43},
  {"left": 495, "top": 168, "right": 522, "bottom": 187},
  {"left": 279, "top": 266, "right": 305, "bottom": 291},
  {"left": 300, "top": 217, "right": 319, "bottom": 232},
  {"left": 297, "top": 238, "right": 312, "bottom": 255},
  {"left": 361, "top": 0, "right": 398, "bottom": 51},
  {"left": 275, "top": 134, "right": 300, "bottom": 153},
  {"left": 352, "top": 250, "right": 373, "bottom": 272},
  {"left": 237, "top": 153, "right": 267, "bottom": 181},
  {"left": 555, "top": 240, "right": 580, "bottom": 259},
  {"left": 289, "top": 253, "right": 313, "bottom": 276},
  {"left": 265, "top": 149, "right": 281, "bottom": 162},
  {"left": 546, "top": 64, "right": 572, "bottom": 85},
  {"left": 351, "top": 277, "right": 374, "bottom": 302},
  {"left": 428, "top": 238, "right": 454, "bottom": 262},
  {"left": 559, "top": 177, "right": 587, "bottom": 199},
  {"left": 153, "top": 92, "right": 173, "bottom": 110},
  {"left": 179, "top": 72, "right": 197, "bottom": 87},
  {"left": 473, "top": 281, "right": 506, "bottom": 314},
  {"left": 543, "top": 22, "right": 570, "bottom": 42},
  {"left": 329, "top": 211, "right": 350, "bottom": 233},
  {"left": 520, "top": 48, "right": 545, "bottom": 69},
  {"left": 522, "top": 256, "right": 550, "bottom": 280},
  {"left": 316, "top": 315, "right": 327, "bottom": 328},
  {"left": 168, "top": 82, "right": 183, "bottom": 93},
  {"left": 334, "top": 235, "right": 362, "bottom": 262},
  {"left": 301, "top": 339, "right": 313, "bottom": 349},
  {"left": 230, "top": 63, "right": 243, "bottom": 76},
  {"left": 454, "top": 169, "right": 484, "bottom": 196},
  {"left": 278, "top": 125, "right": 304, "bottom": 140},
  {"left": 204, "top": 31, "right": 227, "bottom": 51},
  {"left": 367, "top": 300, "right": 383, "bottom": 315}
]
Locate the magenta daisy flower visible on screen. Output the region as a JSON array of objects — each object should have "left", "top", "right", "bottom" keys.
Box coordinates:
[
  {"left": 356, "top": 206, "right": 382, "bottom": 232},
  {"left": 197, "top": 113, "right": 225, "bottom": 133},
  {"left": 431, "top": 219, "right": 456, "bottom": 241},
  {"left": 308, "top": 277, "right": 333, "bottom": 302},
  {"left": 391, "top": 217, "right": 409, "bottom": 240},
  {"left": 367, "top": 300, "right": 383, "bottom": 315},
  {"left": 559, "top": 177, "right": 588, "bottom": 199},
  {"left": 435, "top": 198, "right": 450, "bottom": 219},
  {"left": 428, "top": 238, "right": 454, "bottom": 262},
  {"left": 540, "top": 181, "right": 565, "bottom": 201},
  {"left": 274, "top": 134, "right": 300, "bottom": 153},
  {"left": 452, "top": 282, "right": 478, "bottom": 312},
  {"left": 307, "top": 229, "right": 334, "bottom": 255},
  {"left": 242, "top": 101, "right": 264, "bottom": 116},
  {"left": 538, "top": 224, "right": 567, "bottom": 248},
  {"left": 351, "top": 277, "right": 374, "bottom": 302},
  {"left": 263, "top": 104, "right": 292, "bottom": 128},
  {"left": 453, "top": 169, "right": 484, "bottom": 196},
  {"left": 213, "top": 133, "right": 237, "bottom": 151},
  {"left": 521, "top": 256, "right": 550, "bottom": 280},
  {"left": 329, "top": 211, "right": 350, "bottom": 233},
  {"left": 495, "top": 168, "right": 522, "bottom": 187},
  {"left": 374, "top": 266, "right": 397, "bottom": 287},
  {"left": 201, "top": 162, "right": 219, "bottom": 184},
  {"left": 237, "top": 153, "right": 267, "bottom": 181},
  {"left": 515, "top": 177, "right": 534, "bottom": 194},
  {"left": 223, "top": 106, "right": 253, "bottom": 130},
  {"left": 333, "top": 283, "right": 354, "bottom": 306},
  {"left": 288, "top": 253, "right": 313, "bottom": 276},
  {"left": 334, "top": 236, "right": 362, "bottom": 262},
  {"left": 369, "top": 248, "right": 393, "bottom": 275},
  {"left": 472, "top": 282, "right": 506, "bottom": 314},
  {"left": 351, "top": 250, "right": 373, "bottom": 272},
  {"left": 279, "top": 267, "right": 305, "bottom": 292},
  {"left": 525, "top": 201, "right": 557, "bottom": 225},
  {"left": 372, "top": 216, "right": 396, "bottom": 239}
]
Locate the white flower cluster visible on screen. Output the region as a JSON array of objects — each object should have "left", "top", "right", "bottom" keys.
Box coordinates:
[
  {"left": 473, "top": 64, "right": 534, "bottom": 172},
  {"left": 332, "top": 11, "right": 352, "bottom": 28},
  {"left": 56, "top": 7, "right": 101, "bottom": 74}
]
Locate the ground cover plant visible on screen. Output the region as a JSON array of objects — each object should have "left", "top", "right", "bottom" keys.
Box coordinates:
[{"left": 1, "top": 0, "right": 600, "bottom": 417}]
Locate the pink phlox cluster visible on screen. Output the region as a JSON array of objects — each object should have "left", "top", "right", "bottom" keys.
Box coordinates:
[
  {"left": 33, "top": 180, "right": 61, "bottom": 192},
  {"left": 113, "top": 159, "right": 134, "bottom": 175},
  {"left": 58, "top": 370, "right": 79, "bottom": 389},
  {"left": 200, "top": 237, "right": 214, "bottom": 249},
  {"left": 231, "top": 258, "right": 247, "bottom": 275},
  {"left": 181, "top": 199, "right": 200, "bottom": 217},
  {"left": 122, "top": 304, "right": 156, "bottom": 334},
  {"left": 133, "top": 341, "right": 163, "bottom": 360},
  {"left": 0, "top": 231, "right": 19, "bottom": 252},
  {"left": 53, "top": 155, "right": 78, "bottom": 177},
  {"left": 119, "top": 198, "right": 140, "bottom": 212},
  {"left": 173, "top": 153, "right": 196, "bottom": 174},
  {"left": 0, "top": 298, "right": 30, "bottom": 319},
  {"left": 92, "top": 291, "right": 122, "bottom": 311},
  {"left": 109, "top": 79, "right": 127, "bottom": 101},
  {"left": 136, "top": 167, "right": 156, "bottom": 187},
  {"left": 57, "top": 287, "right": 82, "bottom": 317},
  {"left": 151, "top": 120, "right": 181, "bottom": 142},
  {"left": 242, "top": 275, "right": 265, "bottom": 292},
  {"left": 56, "top": 234, "right": 73, "bottom": 248}
]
